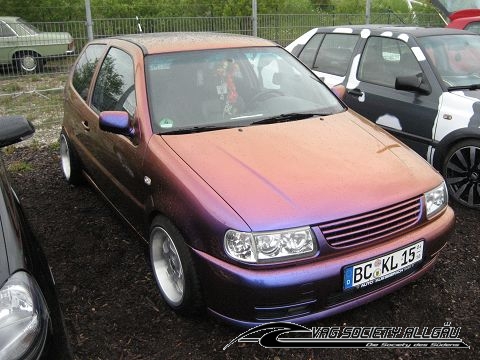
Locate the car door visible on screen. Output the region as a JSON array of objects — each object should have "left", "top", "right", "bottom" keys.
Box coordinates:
[
  {"left": 89, "top": 46, "right": 147, "bottom": 231},
  {"left": 343, "top": 35, "right": 442, "bottom": 159}
]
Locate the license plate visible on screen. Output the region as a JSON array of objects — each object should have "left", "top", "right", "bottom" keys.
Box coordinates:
[{"left": 343, "top": 241, "right": 424, "bottom": 290}]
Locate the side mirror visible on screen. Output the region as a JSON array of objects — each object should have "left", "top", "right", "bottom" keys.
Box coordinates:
[
  {"left": 331, "top": 84, "right": 346, "bottom": 100},
  {"left": 395, "top": 73, "right": 431, "bottom": 94},
  {"left": 99, "top": 111, "right": 135, "bottom": 137},
  {"left": 0, "top": 115, "right": 35, "bottom": 147}
]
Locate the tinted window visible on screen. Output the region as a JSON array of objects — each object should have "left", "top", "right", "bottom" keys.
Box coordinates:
[
  {"left": 72, "top": 44, "right": 106, "bottom": 101},
  {"left": 313, "top": 34, "right": 359, "bottom": 76},
  {"left": 298, "top": 33, "right": 324, "bottom": 67},
  {"left": 358, "top": 37, "right": 422, "bottom": 87},
  {"left": 92, "top": 47, "right": 136, "bottom": 116}
]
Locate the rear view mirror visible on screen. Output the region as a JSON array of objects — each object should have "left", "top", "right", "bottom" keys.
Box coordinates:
[
  {"left": 99, "top": 111, "right": 135, "bottom": 137},
  {"left": 0, "top": 115, "right": 35, "bottom": 147},
  {"left": 395, "top": 73, "right": 431, "bottom": 94}
]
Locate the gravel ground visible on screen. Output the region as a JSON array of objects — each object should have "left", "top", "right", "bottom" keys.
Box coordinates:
[{"left": 3, "top": 145, "right": 479, "bottom": 360}]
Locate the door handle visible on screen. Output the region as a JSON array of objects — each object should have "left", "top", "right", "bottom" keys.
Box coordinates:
[
  {"left": 81, "top": 121, "right": 90, "bottom": 131},
  {"left": 347, "top": 88, "right": 364, "bottom": 97}
]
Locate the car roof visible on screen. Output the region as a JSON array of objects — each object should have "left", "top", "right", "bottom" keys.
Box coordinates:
[
  {"left": 95, "top": 32, "right": 277, "bottom": 55},
  {"left": 312, "top": 25, "right": 470, "bottom": 37},
  {"left": 0, "top": 16, "right": 20, "bottom": 23}
]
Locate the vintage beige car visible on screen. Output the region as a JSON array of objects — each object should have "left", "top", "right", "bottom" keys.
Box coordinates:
[{"left": 0, "top": 16, "right": 74, "bottom": 73}]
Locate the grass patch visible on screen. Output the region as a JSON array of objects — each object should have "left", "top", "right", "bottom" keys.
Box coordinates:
[
  {"left": 1, "top": 83, "right": 21, "bottom": 93},
  {"left": 49, "top": 140, "right": 60, "bottom": 152},
  {"left": 2, "top": 146, "right": 16, "bottom": 155},
  {"left": 8, "top": 161, "right": 33, "bottom": 173}
]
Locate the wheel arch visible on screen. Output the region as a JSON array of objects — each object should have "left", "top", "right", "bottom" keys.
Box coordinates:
[
  {"left": 12, "top": 49, "right": 43, "bottom": 61},
  {"left": 433, "top": 128, "right": 480, "bottom": 170}
]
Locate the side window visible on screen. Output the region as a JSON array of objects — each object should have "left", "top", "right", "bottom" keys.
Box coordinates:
[
  {"left": 72, "top": 44, "right": 106, "bottom": 101},
  {"left": 358, "top": 37, "right": 422, "bottom": 87},
  {"left": 313, "top": 34, "right": 359, "bottom": 76},
  {"left": 465, "top": 22, "right": 480, "bottom": 34},
  {"left": 0, "top": 23, "right": 14, "bottom": 37},
  {"left": 91, "top": 47, "right": 136, "bottom": 117},
  {"left": 298, "top": 33, "right": 324, "bottom": 67}
]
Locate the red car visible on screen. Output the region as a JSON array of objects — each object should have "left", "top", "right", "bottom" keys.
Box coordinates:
[
  {"left": 60, "top": 33, "right": 454, "bottom": 326},
  {"left": 447, "top": 9, "right": 480, "bottom": 33}
]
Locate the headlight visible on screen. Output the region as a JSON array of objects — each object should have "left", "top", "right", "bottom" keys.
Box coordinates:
[
  {"left": 0, "top": 271, "right": 49, "bottom": 360},
  {"left": 224, "top": 227, "right": 317, "bottom": 263},
  {"left": 424, "top": 181, "right": 448, "bottom": 219}
]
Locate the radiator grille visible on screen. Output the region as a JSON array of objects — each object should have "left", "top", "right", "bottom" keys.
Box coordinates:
[{"left": 319, "top": 196, "right": 422, "bottom": 248}]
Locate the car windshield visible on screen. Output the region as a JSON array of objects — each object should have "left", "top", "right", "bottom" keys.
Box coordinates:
[
  {"left": 9, "top": 19, "right": 39, "bottom": 36},
  {"left": 145, "top": 47, "right": 344, "bottom": 134},
  {"left": 418, "top": 34, "right": 480, "bottom": 89}
]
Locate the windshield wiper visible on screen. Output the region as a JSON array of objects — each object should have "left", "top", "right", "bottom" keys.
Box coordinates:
[
  {"left": 161, "top": 125, "right": 231, "bottom": 135},
  {"left": 250, "top": 112, "right": 326, "bottom": 126},
  {"left": 448, "top": 84, "right": 480, "bottom": 91}
]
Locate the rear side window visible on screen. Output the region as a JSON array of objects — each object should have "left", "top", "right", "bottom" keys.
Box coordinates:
[
  {"left": 72, "top": 44, "right": 106, "bottom": 101},
  {"left": 91, "top": 47, "right": 136, "bottom": 116},
  {"left": 313, "top": 34, "right": 359, "bottom": 76},
  {"left": 358, "top": 37, "right": 422, "bottom": 87},
  {"left": 0, "top": 22, "right": 15, "bottom": 37}
]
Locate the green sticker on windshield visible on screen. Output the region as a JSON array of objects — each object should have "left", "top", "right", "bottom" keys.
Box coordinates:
[{"left": 159, "top": 118, "right": 174, "bottom": 128}]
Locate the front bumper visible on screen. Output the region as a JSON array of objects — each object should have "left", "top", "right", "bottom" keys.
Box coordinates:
[{"left": 191, "top": 206, "right": 455, "bottom": 327}]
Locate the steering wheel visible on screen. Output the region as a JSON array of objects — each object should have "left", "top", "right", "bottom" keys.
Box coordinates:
[{"left": 251, "top": 89, "right": 284, "bottom": 103}]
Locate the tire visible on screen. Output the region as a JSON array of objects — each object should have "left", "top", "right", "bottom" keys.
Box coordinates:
[
  {"left": 442, "top": 139, "right": 480, "bottom": 209},
  {"left": 149, "top": 216, "right": 203, "bottom": 314},
  {"left": 14, "top": 51, "right": 43, "bottom": 74},
  {"left": 59, "top": 131, "right": 83, "bottom": 185}
]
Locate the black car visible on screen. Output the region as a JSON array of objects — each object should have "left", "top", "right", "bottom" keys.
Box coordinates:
[{"left": 0, "top": 116, "right": 71, "bottom": 359}]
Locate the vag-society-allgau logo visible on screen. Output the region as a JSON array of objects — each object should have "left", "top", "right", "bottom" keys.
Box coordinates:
[{"left": 224, "top": 322, "right": 470, "bottom": 350}]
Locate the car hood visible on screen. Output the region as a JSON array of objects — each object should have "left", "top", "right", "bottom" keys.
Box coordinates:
[
  {"left": 161, "top": 112, "right": 442, "bottom": 231},
  {"left": 450, "top": 89, "right": 480, "bottom": 101}
]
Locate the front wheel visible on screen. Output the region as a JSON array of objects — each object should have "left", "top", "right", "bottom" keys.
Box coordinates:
[
  {"left": 149, "top": 217, "right": 203, "bottom": 314},
  {"left": 442, "top": 139, "right": 480, "bottom": 209},
  {"left": 59, "top": 131, "right": 83, "bottom": 185}
]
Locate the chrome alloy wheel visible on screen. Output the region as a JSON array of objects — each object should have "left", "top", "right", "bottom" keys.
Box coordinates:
[
  {"left": 59, "top": 134, "right": 71, "bottom": 180},
  {"left": 20, "top": 54, "right": 37, "bottom": 72},
  {"left": 150, "top": 227, "right": 185, "bottom": 306},
  {"left": 444, "top": 144, "right": 480, "bottom": 208}
]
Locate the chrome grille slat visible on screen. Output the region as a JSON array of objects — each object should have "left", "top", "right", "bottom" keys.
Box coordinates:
[{"left": 319, "top": 196, "right": 422, "bottom": 247}]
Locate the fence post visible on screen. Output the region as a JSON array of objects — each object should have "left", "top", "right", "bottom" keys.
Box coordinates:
[
  {"left": 85, "top": 0, "right": 94, "bottom": 41},
  {"left": 366, "top": 0, "right": 372, "bottom": 24},
  {"left": 252, "top": 0, "right": 257, "bottom": 37}
]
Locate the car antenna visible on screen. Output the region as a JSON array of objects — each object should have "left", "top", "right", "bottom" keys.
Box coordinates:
[{"left": 136, "top": 16, "right": 143, "bottom": 33}]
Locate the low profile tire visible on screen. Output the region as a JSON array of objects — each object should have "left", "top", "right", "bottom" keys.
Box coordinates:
[
  {"left": 59, "top": 131, "right": 83, "bottom": 185},
  {"left": 149, "top": 216, "right": 203, "bottom": 314},
  {"left": 15, "top": 51, "right": 43, "bottom": 74},
  {"left": 442, "top": 139, "right": 480, "bottom": 209}
]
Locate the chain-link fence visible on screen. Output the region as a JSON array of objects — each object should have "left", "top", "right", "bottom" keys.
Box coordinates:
[{"left": 0, "top": 13, "right": 444, "bottom": 145}]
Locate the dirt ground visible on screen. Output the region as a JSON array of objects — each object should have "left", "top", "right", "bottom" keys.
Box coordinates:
[{"left": 4, "top": 145, "right": 479, "bottom": 360}]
